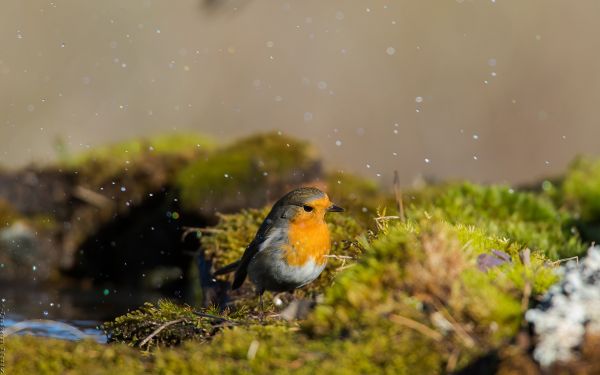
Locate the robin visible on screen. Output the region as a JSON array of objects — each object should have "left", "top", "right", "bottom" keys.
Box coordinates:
[{"left": 213, "top": 187, "right": 344, "bottom": 312}]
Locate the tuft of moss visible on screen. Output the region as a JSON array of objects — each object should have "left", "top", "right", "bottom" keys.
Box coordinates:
[
  {"left": 61, "top": 133, "right": 215, "bottom": 191},
  {"left": 5, "top": 336, "right": 145, "bottom": 375},
  {"left": 562, "top": 157, "right": 600, "bottom": 222},
  {"left": 176, "top": 133, "right": 322, "bottom": 216},
  {"left": 406, "top": 182, "right": 585, "bottom": 259},
  {"left": 103, "top": 299, "right": 249, "bottom": 349}
]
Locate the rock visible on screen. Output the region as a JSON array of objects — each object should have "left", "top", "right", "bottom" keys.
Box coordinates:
[{"left": 526, "top": 246, "right": 600, "bottom": 367}]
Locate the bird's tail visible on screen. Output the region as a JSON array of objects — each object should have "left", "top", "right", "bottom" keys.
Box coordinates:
[
  {"left": 231, "top": 267, "right": 247, "bottom": 290},
  {"left": 213, "top": 260, "right": 241, "bottom": 276}
]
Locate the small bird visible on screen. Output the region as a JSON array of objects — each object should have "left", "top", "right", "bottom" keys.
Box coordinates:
[{"left": 213, "top": 187, "right": 344, "bottom": 312}]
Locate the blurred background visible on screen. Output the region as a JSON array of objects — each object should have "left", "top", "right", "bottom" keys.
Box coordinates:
[
  {"left": 3, "top": 0, "right": 600, "bottom": 342},
  {"left": 3, "top": 0, "right": 600, "bottom": 185}
]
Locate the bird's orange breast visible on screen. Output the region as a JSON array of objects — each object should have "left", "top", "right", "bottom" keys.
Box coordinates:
[{"left": 285, "top": 218, "right": 331, "bottom": 266}]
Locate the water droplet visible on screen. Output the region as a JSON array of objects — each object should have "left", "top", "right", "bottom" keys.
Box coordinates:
[
  {"left": 335, "top": 140, "right": 342, "bottom": 146},
  {"left": 304, "top": 112, "right": 313, "bottom": 122},
  {"left": 415, "top": 96, "right": 423, "bottom": 103},
  {"left": 335, "top": 11, "right": 345, "bottom": 20},
  {"left": 386, "top": 47, "right": 396, "bottom": 56},
  {"left": 473, "top": 134, "right": 479, "bottom": 140},
  {"left": 424, "top": 158, "right": 431, "bottom": 164},
  {"left": 120, "top": 186, "right": 126, "bottom": 192},
  {"left": 317, "top": 81, "right": 328, "bottom": 90}
]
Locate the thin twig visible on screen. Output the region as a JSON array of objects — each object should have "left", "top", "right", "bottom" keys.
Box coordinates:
[
  {"left": 324, "top": 255, "right": 355, "bottom": 260},
  {"left": 393, "top": 170, "right": 405, "bottom": 222},
  {"left": 446, "top": 348, "right": 461, "bottom": 372},
  {"left": 521, "top": 280, "right": 532, "bottom": 314},
  {"left": 335, "top": 264, "right": 356, "bottom": 272},
  {"left": 374, "top": 215, "right": 402, "bottom": 222},
  {"left": 551, "top": 256, "right": 579, "bottom": 267},
  {"left": 389, "top": 314, "right": 443, "bottom": 342},
  {"left": 431, "top": 301, "right": 476, "bottom": 348},
  {"left": 139, "top": 318, "right": 184, "bottom": 348}
]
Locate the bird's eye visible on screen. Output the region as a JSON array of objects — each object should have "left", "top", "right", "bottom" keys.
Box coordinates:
[{"left": 303, "top": 205, "right": 313, "bottom": 212}]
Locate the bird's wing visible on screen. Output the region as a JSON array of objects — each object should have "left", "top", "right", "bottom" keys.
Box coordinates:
[{"left": 232, "top": 212, "right": 283, "bottom": 290}]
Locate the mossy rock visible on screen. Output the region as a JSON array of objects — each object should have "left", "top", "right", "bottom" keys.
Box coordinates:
[
  {"left": 103, "top": 299, "right": 252, "bottom": 349},
  {"left": 304, "top": 218, "right": 558, "bottom": 372},
  {"left": 176, "top": 133, "right": 322, "bottom": 217},
  {"left": 63, "top": 133, "right": 215, "bottom": 175},
  {"left": 405, "top": 182, "right": 585, "bottom": 259}
]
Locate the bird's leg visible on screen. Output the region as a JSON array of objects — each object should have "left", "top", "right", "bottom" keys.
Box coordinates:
[{"left": 258, "top": 291, "right": 264, "bottom": 321}]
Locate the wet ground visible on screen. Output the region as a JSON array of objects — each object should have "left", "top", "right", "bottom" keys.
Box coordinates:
[{"left": 1, "top": 284, "right": 169, "bottom": 343}]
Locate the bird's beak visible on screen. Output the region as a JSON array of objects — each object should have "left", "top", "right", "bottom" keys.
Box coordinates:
[{"left": 327, "top": 204, "right": 345, "bottom": 212}]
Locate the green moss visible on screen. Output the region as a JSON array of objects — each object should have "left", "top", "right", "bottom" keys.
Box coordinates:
[
  {"left": 153, "top": 324, "right": 440, "bottom": 374},
  {"left": 64, "top": 133, "right": 215, "bottom": 168},
  {"left": 406, "top": 182, "right": 584, "bottom": 259},
  {"left": 561, "top": 157, "right": 600, "bottom": 222},
  {"left": 63, "top": 133, "right": 215, "bottom": 188},
  {"left": 6, "top": 336, "right": 145, "bottom": 375},
  {"left": 103, "top": 299, "right": 249, "bottom": 349},
  {"left": 7, "top": 324, "right": 440, "bottom": 375},
  {"left": 304, "top": 218, "right": 557, "bottom": 371},
  {"left": 8, "top": 217, "right": 558, "bottom": 374},
  {"left": 176, "top": 133, "right": 321, "bottom": 215}
]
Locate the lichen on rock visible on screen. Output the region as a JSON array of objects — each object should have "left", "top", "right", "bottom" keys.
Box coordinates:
[{"left": 525, "top": 246, "right": 600, "bottom": 367}]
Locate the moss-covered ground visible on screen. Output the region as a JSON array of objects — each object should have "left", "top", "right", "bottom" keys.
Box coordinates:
[{"left": 7, "top": 136, "right": 600, "bottom": 374}]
